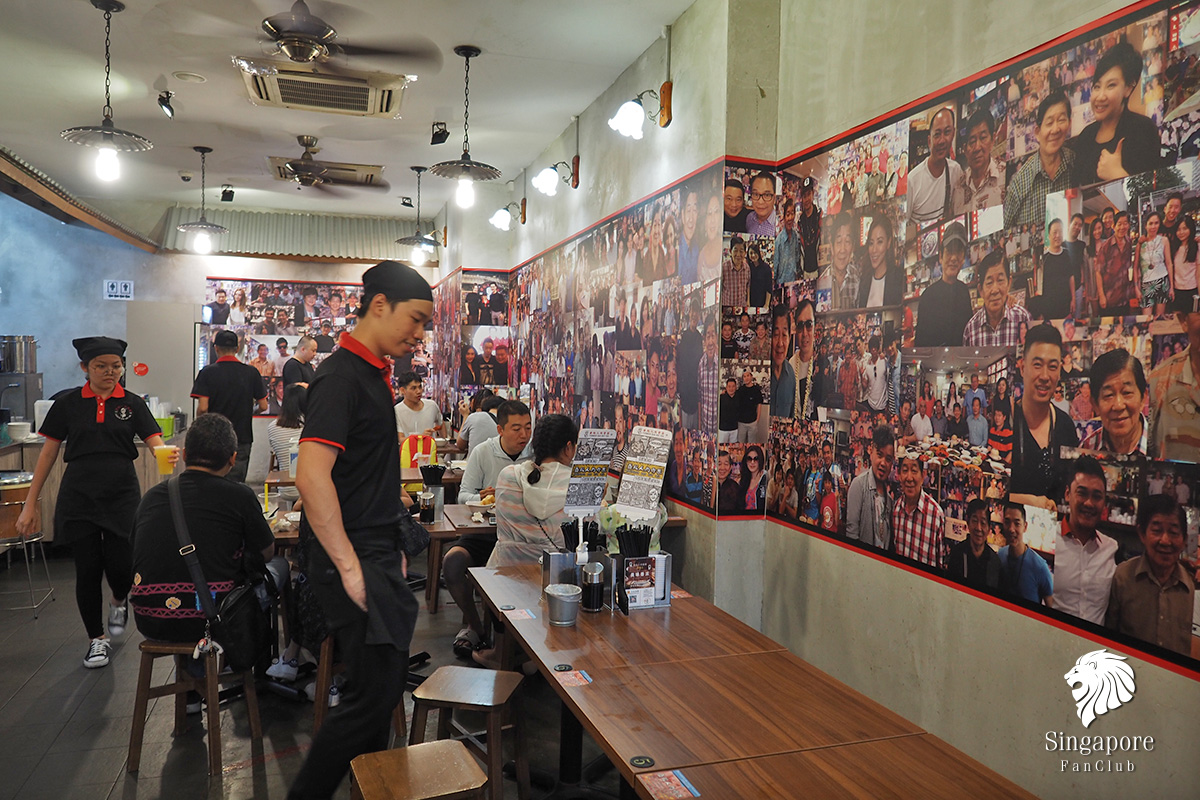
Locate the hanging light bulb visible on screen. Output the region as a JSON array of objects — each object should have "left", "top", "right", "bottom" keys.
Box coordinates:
[
  {"left": 489, "top": 207, "right": 512, "bottom": 230},
  {"left": 410, "top": 244, "right": 428, "bottom": 266},
  {"left": 95, "top": 146, "right": 120, "bottom": 181},
  {"left": 456, "top": 175, "right": 475, "bottom": 208},
  {"left": 396, "top": 166, "right": 442, "bottom": 266},
  {"left": 175, "top": 146, "right": 229, "bottom": 254},
  {"left": 192, "top": 231, "right": 213, "bottom": 255}
]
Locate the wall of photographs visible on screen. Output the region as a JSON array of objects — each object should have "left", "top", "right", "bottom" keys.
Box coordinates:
[
  {"left": 200, "top": 277, "right": 364, "bottom": 413},
  {"left": 507, "top": 162, "right": 727, "bottom": 514},
  {"left": 763, "top": 0, "right": 1200, "bottom": 669}
]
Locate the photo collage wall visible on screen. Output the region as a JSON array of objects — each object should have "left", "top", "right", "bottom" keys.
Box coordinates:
[
  {"left": 201, "top": 278, "right": 364, "bottom": 414},
  {"left": 761, "top": 0, "right": 1200, "bottom": 668},
  {"left": 509, "top": 163, "right": 726, "bottom": 513}
]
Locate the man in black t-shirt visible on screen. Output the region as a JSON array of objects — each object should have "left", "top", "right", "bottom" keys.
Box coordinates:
[
  {"left": 914, "top": 221, "right": 973, "bottom": 347},
  {"left": 288, "top": 261, "right": 433, "bottom": 800},
  {"left": 735, "top": 369, "right": 764, "bottom": 442},
  {"left": 282, "top": 335, "right": 318, "bottom": 387},
  {"left": 313, "top": 321, "right": 337, "bottom": 353},
  {"left": 190, "top": 330, "right": 267, "bottom": 483},
  {"left": 131, "top": 414, "right": 274, "bottom": 643},
  {"left": 206, "top": 289, "right": 230, "bottom": 324}
]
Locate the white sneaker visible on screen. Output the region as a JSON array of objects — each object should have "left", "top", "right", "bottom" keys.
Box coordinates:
[
  {"left": 328, "top": 684, "right": 341, "bottom": 708},
  {"left": 107, "top": 603, "right": 128, "bottom": 637},
  {"left": 266, "top": 657, "right": 299, "bottom": 682},
  {"left": 83, "top": 637, "right": 111, "bottom": 669}
]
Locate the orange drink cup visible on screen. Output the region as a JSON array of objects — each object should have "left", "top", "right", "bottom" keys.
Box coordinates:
[{"left": 154, "top": 445, "right": 178, "bottom": 475}]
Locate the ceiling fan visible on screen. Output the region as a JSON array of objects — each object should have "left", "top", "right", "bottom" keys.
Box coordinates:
[
  {"left": 257, "top": 0, "right": 440, "bottom": 71},
  {"left": 280, "top": 135, "right": 388, "bottom": 193}
]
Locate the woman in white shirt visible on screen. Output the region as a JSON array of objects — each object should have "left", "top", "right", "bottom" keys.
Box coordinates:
[
  {"left": 1171, "top": 216, "right": 1198, "bottom": 314},
  {"left": 487, "top": 414, "right": 577, "bottom": 567},
  {"left": 266, "top": 384, "right": 305, "bottom": 504}
]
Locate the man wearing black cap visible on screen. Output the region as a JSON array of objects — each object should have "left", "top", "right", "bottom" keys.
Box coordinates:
[
  {"left": 797, "top": 176, "right": 822, "bottom": 280},
  {"left": 913, "top": 221, "right": 973, "bottom": 347},
  {"left": 313, "top": 321, "right": 336, "bottom": 353},
  {"left": 288, "top": 261, "right": 433, "bottom": 800},
  {"left": 17, "top": 336, "right": 171, "bottom": 669},
  {"left": 190, "top": 330, "right": 267, "bottom": 483}
]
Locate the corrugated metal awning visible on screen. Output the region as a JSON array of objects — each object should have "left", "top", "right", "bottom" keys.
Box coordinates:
[{"left": 161, "top": 205, "right": 422, "bottom": 260}]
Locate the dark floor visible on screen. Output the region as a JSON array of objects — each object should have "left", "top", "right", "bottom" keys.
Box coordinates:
[{"left": 0, "top": 554, "right": 619, "bottom": 800}]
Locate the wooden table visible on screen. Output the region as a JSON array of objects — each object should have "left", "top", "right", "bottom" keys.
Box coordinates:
[
  {"left": 264, "top": 468, "right": 462, "bottom": 489},
  {"left": 468, "top": 564, "right": 1036, "bottom": 800},
  {"left": 635, "top": 733, "right": 1035, "bottom": 799}
]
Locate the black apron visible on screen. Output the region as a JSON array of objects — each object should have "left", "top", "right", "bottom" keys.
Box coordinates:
[
  {"left": 55, "top": 454, "right": 141, "bottom": 543},
  {"left": 305, "top": 523, "right": 418, "bottom": 652}
]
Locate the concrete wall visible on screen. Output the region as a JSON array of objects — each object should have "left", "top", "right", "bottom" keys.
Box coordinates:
[{"left": 510, "top": 0, "right": 730, "bottom": 265}]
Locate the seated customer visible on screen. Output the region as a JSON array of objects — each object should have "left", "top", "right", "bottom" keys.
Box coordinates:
[
  {"left": 444, "top": 400, "right": 532, "bottom": 658},
  {"left": 129, "top": 415, "right": 274, "bottom": 695},
  {"left": 456, "top": 393, "right": 504, "bottom": 455},
  {"left": 486, "top": 414, "right": 578, "bottom": 567}
]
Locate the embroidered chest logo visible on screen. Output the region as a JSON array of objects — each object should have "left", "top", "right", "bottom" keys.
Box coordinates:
[{"left": 114, "top": 405, "right": 133, "bottom": 421}]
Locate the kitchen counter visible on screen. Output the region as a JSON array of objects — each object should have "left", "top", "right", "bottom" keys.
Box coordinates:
[{"left": 0, "top": 433, "right": 185, "bottom": 542}]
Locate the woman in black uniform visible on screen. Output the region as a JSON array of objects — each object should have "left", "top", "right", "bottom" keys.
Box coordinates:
[{"left": 15, "top": 337, "right": 173, "bottom": 669}]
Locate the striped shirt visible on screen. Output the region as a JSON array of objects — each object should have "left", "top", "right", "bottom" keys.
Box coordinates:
[
  {"left": 892, "top": 490, "right": 948, "bottom": 569},
  {"left": 988, "top": 424, "right": 1013, "bottom": 462}
]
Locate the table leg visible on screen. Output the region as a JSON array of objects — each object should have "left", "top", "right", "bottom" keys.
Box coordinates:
[
  {"left": 534, "top": 701, "right": 618, "bottom": 800},
  {"left": 426, "top": 537, "right": 445, "bottom": 613}
]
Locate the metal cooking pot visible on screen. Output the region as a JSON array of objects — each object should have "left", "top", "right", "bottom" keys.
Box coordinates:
[{"left": 0, "top": 336, "right": 37, "bottom": 373}]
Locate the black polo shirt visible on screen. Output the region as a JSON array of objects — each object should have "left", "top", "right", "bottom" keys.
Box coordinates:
[
  {"left": 191, "top": 356, "right": 267, "bottom": 444},
  {"left": 300, "top": 333, "right": 402, "bottom": 532},
  {"left": 39, "top": 382, "right": 161, "bottom": 461},
  {"left": 282, "top": 357, "right": 317, "bottom": 386},
  {"left": 130, "top": 470, "right": 274, "bottom": 642}
]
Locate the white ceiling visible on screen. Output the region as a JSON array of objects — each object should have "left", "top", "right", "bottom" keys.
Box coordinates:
[{"left": 0, "top": 0, "right": 692, "bottom": 234}]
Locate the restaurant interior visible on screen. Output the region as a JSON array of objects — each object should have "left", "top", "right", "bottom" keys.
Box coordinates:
[{"left": 2, "top": 1, "right": 1199, "bottom": 799}]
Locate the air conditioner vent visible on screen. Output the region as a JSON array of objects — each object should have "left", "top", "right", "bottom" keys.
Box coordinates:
[{"left": 236, "top": 58, "right": 409, "bottom": 118}]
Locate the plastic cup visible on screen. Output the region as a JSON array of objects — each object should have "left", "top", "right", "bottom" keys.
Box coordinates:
[{"left": 154, "top": 445, "right": 178, "bottom": 475}]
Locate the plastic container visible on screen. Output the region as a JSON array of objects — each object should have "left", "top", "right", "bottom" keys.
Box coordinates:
[{"left": 544, "top": 583, "right": 582, "bottom": 627}]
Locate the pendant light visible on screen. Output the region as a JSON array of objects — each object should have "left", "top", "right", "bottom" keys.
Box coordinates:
[
  {"left": 176, "top": 147, "right": 229, "bottom": 254},
  {"left": 396, "top": 166, "right": 440, "bottom": 266},
  {"left": 60, "top": 0, "right": 152, "bottom": 182},
  {"left": 430, "top": 45, "right": 500, "bottom": 208}
]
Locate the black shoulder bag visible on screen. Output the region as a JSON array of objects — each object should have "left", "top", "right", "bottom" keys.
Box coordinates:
[{"left": 168, "top": 476, "right": 275, "bottom": 672}]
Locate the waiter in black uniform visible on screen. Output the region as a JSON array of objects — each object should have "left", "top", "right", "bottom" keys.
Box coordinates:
[
  {"left": 16, "top": 337, "right": 174, "bottom": 669},
  {"left": 287, "top": 262, "right": 433, "bottom": 800},
  {"left": 190, "top": 329, "right": 267, "bottom": 483}
]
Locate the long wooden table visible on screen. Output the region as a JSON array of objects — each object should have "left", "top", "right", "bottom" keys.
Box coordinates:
[
  {"left": 264, "top": 468, "right": 462, "bottom": 488},
  {"left": 469, "top": 564, "right": 1035, "bottom": 800}
]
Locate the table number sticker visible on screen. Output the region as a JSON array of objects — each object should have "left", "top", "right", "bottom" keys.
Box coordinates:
[
  {"left": 639, "top": 770, "right": 700, "bottom": 798},
  {"left": 554, "top": 669, "right": 592, "bottom": 687},
  {"left": 504, "top": 608, "right": 535, "bottom": 620},
  {"left": 670, "top": 589, "right": 693, "bottom": 599}
]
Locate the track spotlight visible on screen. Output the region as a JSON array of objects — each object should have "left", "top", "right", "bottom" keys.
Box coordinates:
[
  {"left": 400, "top": 196, "right": 414, "bottom": 208},
  {"left": 157, "top": 90, "right": 175, "bottom": 119},
  {"left": 220, "top": 184, "right": 234, "bottom": 202},
  {"left": 430, "top": 121, "right": 449, "bottom": 145}
]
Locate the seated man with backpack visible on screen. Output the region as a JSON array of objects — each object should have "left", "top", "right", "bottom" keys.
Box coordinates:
[{"left": 130, "top": 413, "right": 276, "bottom": 704}]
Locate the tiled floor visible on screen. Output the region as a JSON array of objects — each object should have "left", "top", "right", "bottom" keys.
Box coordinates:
[{"left": 0, "top": 557, "right": 619, "bottom": 799}]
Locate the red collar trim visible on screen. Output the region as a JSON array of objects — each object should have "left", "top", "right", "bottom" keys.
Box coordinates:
[
  {"left": 216, "top": 355, "right": 241, "bottom": 363},
  {"left": 81, "top": 382, "right": 126, "bottom": 399},
  {"left": 337, "top": 332, "right": 385, "bottom": 369}
]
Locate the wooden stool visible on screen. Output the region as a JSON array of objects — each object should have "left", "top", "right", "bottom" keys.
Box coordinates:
[
  {"left": 313, "top": 634, "right": 407, "bottom": 742},
  {"left": 409, "top": 666, "right": 530, "bottom": 800},
  {"left": 350, "top": 740, "right": 487, "bottom": 800},
  {"left": 128, "top": 640, "right": 261, "bottom": 776}
]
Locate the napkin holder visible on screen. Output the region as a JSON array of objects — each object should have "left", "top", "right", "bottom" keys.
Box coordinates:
[
  {"left": 610, "top": 551, "right": 672, "bottom": 610},
  {"left": 542, "top": 550, "right": 614, "bottom": 599}
]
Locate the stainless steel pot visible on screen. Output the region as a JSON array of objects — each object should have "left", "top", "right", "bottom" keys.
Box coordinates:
[{"left": 0, "top": 336, "right": 37, "bottom": 373}]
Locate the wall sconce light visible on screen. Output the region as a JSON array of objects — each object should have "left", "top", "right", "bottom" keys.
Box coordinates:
[
  {"left": 489, "top": 201, "right": 525, "bottom": 231},
  {"left": 609, "top": 27, "right": 673, "bottom": 140},
  {"left": 532, "top": 162, "right": 575, "bottom": 196},
  {"left": 157, "top": 90, "right": 175, "bottom": 119},
  {"left": 220, "top": 184, "right": 234, "bottom": 202}
]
